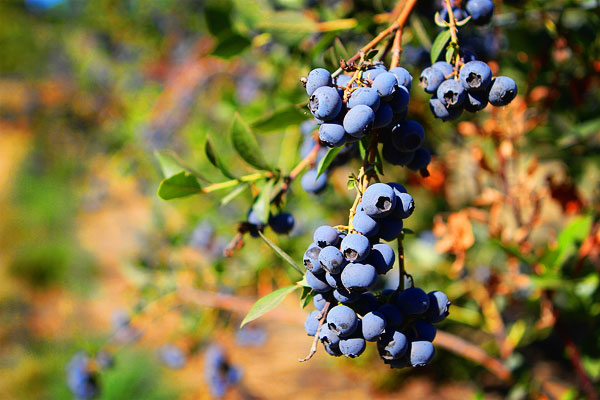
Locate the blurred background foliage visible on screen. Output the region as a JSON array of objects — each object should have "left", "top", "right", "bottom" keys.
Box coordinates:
[{"left": 0, "top": 0, "right": 599, "bottom": 398}]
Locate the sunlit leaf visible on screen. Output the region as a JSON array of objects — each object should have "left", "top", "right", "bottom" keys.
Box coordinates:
[
  {"left": 240, "top": 285, "right": 300, "bottom": 327},
  {"left": 205, "top": 137, "right": 236, "bottom": 179},
  {"left": 212, "top": 33, "right": 251, "bottom": 59},
  {"left": 251, "top": 179, "right": 275, "bottom": 224},
  {"left": 230, "top": 113, "right": 272, "bottom": 171},
  {"left": 430, "top": 29, "right": 451, "bottom": 64},
  {"left": 316, "top": 146, "right": 342, "bottom": 179},
  {"left": 158, "top": 171, "right": 202, "bottom": 200},
  {"left": 251, "top": 106, "right": 307, "bottom": 133},
  {"left": 258, "top": 231, "right": 304, "bottom": 274}
]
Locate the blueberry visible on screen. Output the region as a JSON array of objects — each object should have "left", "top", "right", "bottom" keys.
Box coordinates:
[
  {"left": 373, "top": 103, "right": 394, "bottom": 129},
  {"left": 377, "top": 330, "right": 408, "bottom": 360},
  {"left": 440, "top": 7, "right": 469, "bottom": 22},
  {"left": 319, "top": 122, "right": 347, "bottom": 148},
  {"left": 362, "top": 311, "right": 387, "bottom": 341},
  {"left": 67, "top": 352, "right": 100, "bottom": 400},
  {"left": 382, "top": 139, "right": 415, "bottom": 166},
  {"left": 412, "top": 320, "right": 437, "bottom": 342},
  {"left": 333, "top": 287, "right": 360, "bottom": 304},
  {"left": 301, "top": 168, "right": 328, "bottom": 194},
  {"left": 353, "top": 292, "right": 382, "bottom": 316},
  {"left": 424, "top": 290, "right": 451, "bottom": 323},
  {"left": 352, "top": 209, "right": 380, "bottom": 237},
  {"left": 309, "top": 86, "right": 342, "bottom": 121},
  {"left": 378, "top": 216, "right": 404, "bottom": 241},
  {"left": 372, "top": 72, "right": 399, "bottom": 100},
  {"left": 406, "top": 148, "right": 431, "bottom": 172},
  {"left": 389, "top": 67, "right": 413, "bottom": 90},
  {"left": 304, "top": 310, "right": 321, "bottom": 336},
  {"left": 159, "top": 344, "right": 186, "bottom": 369},
  {"left": 313, "top": 225, "right": 340, "bottom": 248},
  {"left": 327, "top": 304, "right": 358, "bottom": 337},
  {"left": 368, "top": 243, "right": 396, "bottom": 274},
  {"left": 318, "top": 324, "right": 340, "bottom": 346},
  {"left": 341, "top": 262, "right": 377, "bottom": 292},
  {"left": 340, "top": 233, "right": 371, "bottom": 262},
  {"left": 465, "top": 0, "right": 494, "bottom": 25},
  {"left": 459, "top": 60, "right": 492, "bottom": 92},
  {"left": 464, "top": 91, "right": 489, "bottom": 112},
  {"left": 363, "top": 67, "right": 386, "bottom": 81},
  {"left": 204, "top": 344, "right": 241, "bottom": 397},
  {"left": 488, "top": 76, "right": 517, "bottom": 106},
  {"left": 305, "top": 68, "right": 332, "bottom": 96},
  {"left": 334, "top": 74, "right": 353, "bottom": 87},
  {"left": 340, "top": 337, "right": 367, "bottom": 358},
  {"left": 377, "top": 304, "right": 404, "bottom": 329},
  {"left": 361, "top": 183, "right": 397, "bottom": 218},
  {"left": 393, "top": 192, "right": 415, "bottom": 219},
  {"left": 437, "top": 79, "right": 466, "bottom": 108},
  {"left": 325, "top": 272, "right": 342, "bottom": 289},
  {"left": 387, "top": 182, "right": 407, "bottom": 194},
  {"left": 323, "top": 340, "right": 343, "bottom": 356},
  {"left": 343, "top": 104, "right": 375, "bottom": 138},
  {"left": 419, "top": 67, "right": 445, "bottom": 94},
  {"left": 247, "top": 208, "right": 266, "bottom": 237},
  {"left": 313, "top": 293, "right": 330, "bottom": 311},
  {"left": 432, "top": 61, "right": 454, "bottom": 77},
  {"left": 347, "top": 87, "right": 380, "bottom": 112},
  {"left": 388, "top": 85, "right": 410, "bottom": 113},
  {"left": 305, "top": 270, "right": 331, "bottom": 293},
  {"left": 319, "top": 246, "right": 345, "bottom": 274},
  {"left": 429, "top": 98, "right": 454, "bottom": 120},
  {"left": 391, "top": 120, "right": 425, "bottom": 152},
  {"left": 410, "top": 341, "right": 435, "bottom": 366},
  {"left": 394, "top": 287, "right": 430, "bottom": 315},
  {"left": 268, "top": 212, "right": 295, "bottom": 234},
  {"left": 303, "top": 244, "right": 323, "bottom": 274}
]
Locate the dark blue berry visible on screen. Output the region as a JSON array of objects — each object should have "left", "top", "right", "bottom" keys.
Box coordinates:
[
  {"left": 341, "top": 262, "right": 377, "bottom": 292},
  {"left": 419, "top": 67, "right": 445, "bottom": 94},
  {"left": 309, "top": 86, "right": 342, "bottom": 121},
  {"left": 347, "top": 87, "right": 380, "bottom": 112},
  {"left": 459, "top": 60, "right": 492, "bottom": 92},
  {"left": 327, "top": 304, "right": 358, "bottom": 337},
  {"left": 340, "top": 233, "right": 371, "bottom": 262},
  {"left": 437, "top": 79, "right": 466, "bottom": 108},
  {"left": 343, "top": 104, "right": 375, "bottom": 138},
  {"left": 268, "top": 212, "right": 295, "bottom": 234},
  {"left": 488, "top": 76, "right": 517, "bottom": 106}
]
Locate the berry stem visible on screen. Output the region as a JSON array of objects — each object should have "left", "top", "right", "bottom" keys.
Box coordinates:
[
  {"left": 397, "top": 234, "right": 405, "bottom": 291},
  {"left": 443, "top": 0, "right": 462, "bottom": 78},
  {"left": 390, "top": 27, "right": 403, "bottom": 69},
  {"left": 202, "top": 172, "right": 274, "bottom": 193},
  {"left": 332, "top": 0, "right": 418, "bottom": 78},
  {"left": 299, "top": 301, "right": 331, "bottom": 362}
]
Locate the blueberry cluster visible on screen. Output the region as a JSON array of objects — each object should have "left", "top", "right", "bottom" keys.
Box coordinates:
[
  {"left": 66, "top": 352, "right": 100, "bottom": 399},
  {"left": 301, "top": 183, "right": 451, "bottom": 366},
  {"left": 440, "top": 0, "right": 495, "bottom": 25},
  {"left": 246, "top": 209, "right": 295, "bottom": 237},
  {"left": 420, "top": 60, "right": 517, "bottom": 121},
  {"left": 203, "top": 344, "right": 242, "bottom": 398}
]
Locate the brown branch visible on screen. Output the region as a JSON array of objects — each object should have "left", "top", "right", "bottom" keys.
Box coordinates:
[
  {"left": 299, "top": 301, "right": 331, "bottom": 362},
  {"left": 390, "top": 28, "right": 403, "bottom": 69},
  {"left": 435, "top": 331, "right": 513, "bottom": 382}
]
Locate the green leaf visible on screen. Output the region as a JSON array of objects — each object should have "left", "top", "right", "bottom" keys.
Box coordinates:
[
  {"left": 359, "top": 137, "right": 368, "bottom": 159},
  {"left": 220, "top": 183, "right": 248, "bottom": 206},
  {"left": 212, "top": 33, "right": 251, "bottom": 59},
  {"left": 258, "top": 231, "right": 304, "bottom": 274},
  {"left": 545, "top": 215, "right": 593, "bottom": 269},
  {"left": 333, "top": 37, "right": 348, "bottom": 60},
  {"left": 445, "top": 47, "right": 455, "bottom": 64},
  {"left": 455, "top": 15, "right": 472, "bottom": 26},
  {"left": 402, "top": 228, "right": 415, "bottom": 235},
  {"left": 375, "top": 147, "right": 384, "bottom": 175},
  {"left": 205, "top": 137, "right": 236, "bottom": 179},
  {"left": 251, "top": 179, "right": 275, "bottom": 224},
  {"left": 301, "top": 287, "right": 315, "bottom": 309},
  {"left": 251, "top": 106, "right": 307, "bottom": 133},
  {"left": 434, "top": 11, "right": 449, "bottom": 27},
  {"left": 430, "top": 29, "right": 451, "bottom": 64},
  {"left": 316, "top": 146, "right": 342, "bottom": 179},
  {"left": 240, "top": 285, "right": 300, "bottom": 327},
  {"left": 257, "top": 11, "right": 318, "bottom": 34},
  {"left": 204, "top": 1, "right": 233, "bottom": 38},
  {"left": 158, "top": 171, "right": 202, "bottom": 200},
  {"left": 230, "top": 113, "right": 272, "bottom": 171},
  {"left": 154, "top": 150, "right": 184, "bottom": 178}
]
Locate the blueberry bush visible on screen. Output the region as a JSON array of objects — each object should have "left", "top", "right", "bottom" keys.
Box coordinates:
[{"left": 1, "top": 0, "right": 599, "bottom": 398}]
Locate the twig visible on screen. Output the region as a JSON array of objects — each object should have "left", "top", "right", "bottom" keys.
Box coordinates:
[
  {"left": 443, "top": 0, "right": 461, "bottom": 78},
  {"left": 435, "top": 331, "right": 513, "bottom": 382},
  {"left": 299, "top": 301, "right": 331, "bottom": 362},
  {"left": 390, "top": 28, "right": 403, "bottom": 69},
  {"left": 397, "top": 235, "right": 405, "bottom": 291}
]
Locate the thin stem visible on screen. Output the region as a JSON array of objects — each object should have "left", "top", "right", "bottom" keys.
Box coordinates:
[
  {"left": 397, "top": 235, "right": 405, "bottom": 291},
  {"left": 202, "top": 172, "right": 273, "bottom": 193},
  {"left": 299, "top": 301, "right": 331, "bottom": 362},
  {"left": 443, "top": 0, "right": 461, "bottom": 78},
  {"left": 332, "top": 0, "right": 419, "bottom": 77},
  {"left": 390, "top": 28, "right": 403, "bottom": 69}
]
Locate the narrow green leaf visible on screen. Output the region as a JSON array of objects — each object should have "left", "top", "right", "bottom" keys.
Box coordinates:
[
  {"left": 316, "top": 146, "right": 342, "bottom": 179},
  {"left": 402, "top": 228, "right": 415, "bottom": 235},
  {"left": 212, "top": 33, "right": 251, "bottom": 59},
  {"left": 301, "top": 288, "right": 315, "bottom": 309},
  {"left": 455, "top": 15, "right": 472, "bottom": 27},
  {"left": 552, "top": 215, "right": 593, "bottom": 268},
  {"left": 434, "top": 11, "right": 449, "bottom": 28},
  {"left": 251, "top": 106, "right": 307, "bottom": 133},
  {"left": 220, "top": 183, "right": 248, "bottom": 206},
  {"left": 240, "top": 285, "right": 300, "bottom": 327},
  {"left": 158, "top": 171, "right": 202, "bottom": 200},
  {"left": 430, "top": 29, "right": 452, "bottom": 64},
  {"left": 256, "top": 11, "right": 318, "bottom": 34},
  {"left": 154, "top": 150, "right": 184, "bottom": 178},
  {"left": 251, "top": 180, "right": 275, "bottom": 224},
  {"left": 205, "top": 137, "right": 236, "bottom": 179},
  {"left": 204, "top": 2, "right": 233, "bottom": 37},
  {"left": 230, "top": 113, "right": 272, "bottom": 171},
  {"left": 366, "top": 49, "right": 378, "bottom": 59},
  {"left": 258, "top": 231, "right": 304, "bottom": 274},
  {"left": 333, "top": 37, "right": 348, "bottom": 60},
  {"left": 359, "top": 137, "right": 368, "bottom": 159},
  {"left": 375, "top": 147, "right": 384, "bottom": 175},
  {"left": 445, "top": 47, "right": 455, "bottom": 64}
]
